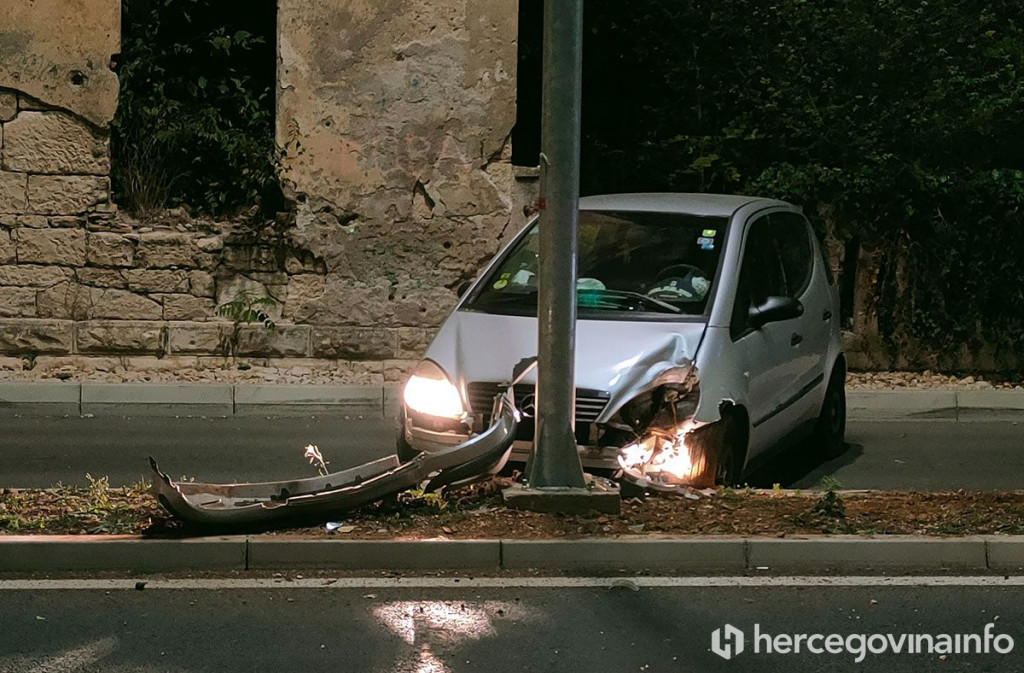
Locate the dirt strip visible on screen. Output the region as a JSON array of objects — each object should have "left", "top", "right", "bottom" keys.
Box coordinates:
[{"left": 4, "top": 478, "right": 1024, "bottom": 539}]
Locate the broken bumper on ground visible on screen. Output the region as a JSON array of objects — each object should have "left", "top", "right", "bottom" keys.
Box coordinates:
[{"left": 151, "top": 393, "right": 519, "bottom": 526}]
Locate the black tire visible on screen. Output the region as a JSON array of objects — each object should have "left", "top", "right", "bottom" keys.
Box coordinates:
[
  {"left": 813, "top": 371, "right": 847, "bottom": 459},
  {"left": 688, "top": 412, "right": 745, "bottom": 487}
]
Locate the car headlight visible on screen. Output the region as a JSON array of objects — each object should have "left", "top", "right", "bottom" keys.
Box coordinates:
[{"left": 403, "top": 361, "right": 466, "bottom": 420}]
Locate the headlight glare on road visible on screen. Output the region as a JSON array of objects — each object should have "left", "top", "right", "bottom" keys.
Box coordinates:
[{"left": 403, "top": 361, "right": 465, "bottom": 420}]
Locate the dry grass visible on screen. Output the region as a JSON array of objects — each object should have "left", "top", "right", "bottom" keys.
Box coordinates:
[{"left": 4, "top": 478, "right": 1024, "bottom": 539}]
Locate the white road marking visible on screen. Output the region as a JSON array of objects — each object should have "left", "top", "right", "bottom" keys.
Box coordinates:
[
  {"left": 0, "top": 637, "right": 116, "bottom": 673},
  {"left": 0, "top": 576, "right": 1022, "bottom": 591}
]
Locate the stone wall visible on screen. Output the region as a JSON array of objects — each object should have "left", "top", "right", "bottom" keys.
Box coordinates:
[
  {"left": 0, "top": 0, "right": 544, "bottom": 374},
  {"left": 276, "top": 0, "right": 530, "bottom": 344}
]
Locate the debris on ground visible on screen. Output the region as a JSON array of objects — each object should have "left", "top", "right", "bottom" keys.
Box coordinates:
[{"left": 4, "top": 479, "right": 1024, "bottom": 538}]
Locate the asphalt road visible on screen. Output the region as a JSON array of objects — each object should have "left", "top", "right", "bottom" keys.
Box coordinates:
[
  {"left": 1, "top": 414, "right": 1022, "bottom": 490},
  {"left": 0, "top": 577, "right": 1021, "bottom": 672}
]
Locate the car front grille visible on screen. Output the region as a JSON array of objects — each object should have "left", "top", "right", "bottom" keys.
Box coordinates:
[{"left": 466, "top": 382, "right": 610, "bottom": 424}]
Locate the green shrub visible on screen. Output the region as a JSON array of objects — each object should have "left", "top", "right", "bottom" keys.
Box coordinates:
[
  {"left": 579, "top": 0, "right": 1024, "bottom": 357},
  {"left": 112, "top": 0, "right": 280, "bottom": 217}
]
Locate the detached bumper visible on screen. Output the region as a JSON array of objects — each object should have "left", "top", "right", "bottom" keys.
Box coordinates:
[{"left": 152, "top": 394, "right": 519, "bottom": 526}]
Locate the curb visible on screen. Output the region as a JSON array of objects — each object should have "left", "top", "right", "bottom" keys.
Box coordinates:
[
  {"left": 3, "top": 535, "right": 1024, "bottom": 574},
  {"left": 0, "top": 383, "right": 1022, "bottom": 420}
]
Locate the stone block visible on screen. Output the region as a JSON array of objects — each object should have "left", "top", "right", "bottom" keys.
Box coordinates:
[
  {"left": 75, "top": 267, "right": 125, "bottom": 289},
  {"left": 0, "top": 287, "right": 37, "bottom": 317},
  {"left": 88, "top": 288, "right": 163, "bottom": 320},
  {"left": 87, "top": 231, "right": 135, "bottom": 267},
  {"left": 48, "top": 216, "right": 88, "bottom": 228},
  {"left": 0, "top": 319, "right": 74, "bottom": 354},
  {"left": 166, "top": 322, "right": 231, "bottom": 354},
  {"left": 196, "top": 236, "right": 223, "bottom": 252},
  {"left": 38, "top": 285, "right": 162, "bottom": 321},
  {"left": 0, "top": 171, "right": 28, "bottom": 213},
  {"left": 13, "top": 215, "right": 47, "bottom": 228},
  {"left": 162, "top": 294, "right": 215, "bottom": 320},
  {"left": 35, "top": 281, "right": 89, "bottom": 319},
  {"left": 0, "top": 265, "right": 73, "bottom": 287},
  {"left": 76, "top": 321, "right": 165, "bottom": 354},
  {"left": 188, "top": 270, "right": 215, "bottom": 297},
  {"left": 383, "top": 359, "right": 419, "bottom": 382},
  {"left": 311, "top": 326, "right": 398, "bottom": 359},
  {"left": 0, "top": 229, "right": 17, "bottom": 264},
  {"left": 1, "top": 111, "right": 109, "bottom": 174},
  {"left": 124, "top": 269, "right": 189, "bottom": 294},
  {"left": 283, "top": 274, "right": 326, "bottom": 320},
  {"left": 235, "top": 325, "right": 310, "bottom": 357},
  {"left": 16, "top": 228, "right": 87, "bottom": 266},
  {"left": 136, "top": 232, "right": 196, "bottom": 268},
  {"left": 0, "top": 92, "right": 15, "bottom": 122},
  {"left": 27, "top": 175, "right": 109, "bottom": 214},
  {"left": 397, "top": 327, "right": 435, "bottom": 358},
  {"left": 216, "top": 276, "right": 282, "bottom": 320}
]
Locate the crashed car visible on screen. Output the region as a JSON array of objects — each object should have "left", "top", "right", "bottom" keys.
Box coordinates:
[{"left": 398, "top": 193, "right": 845, "bottom": 489}]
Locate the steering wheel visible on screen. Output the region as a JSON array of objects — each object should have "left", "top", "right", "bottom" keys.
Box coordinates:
[{"left": 653, "top": 263, "right": 706, "bottom": 283}]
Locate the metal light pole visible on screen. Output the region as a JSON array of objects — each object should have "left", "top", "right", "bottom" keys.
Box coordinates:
[{"left": 526, "top": 0, "right": 587, "bottom": 489}]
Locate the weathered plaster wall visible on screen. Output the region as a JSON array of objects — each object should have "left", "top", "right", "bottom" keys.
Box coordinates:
[
  {"left": 1, "top": 0, "right": 538, "bottom": 373},
  {"left": 277, "top": 0, "right": 526, "bottom": 365},
  {"left": 0, "top": 0, "right": 121, "bottom": 127}
]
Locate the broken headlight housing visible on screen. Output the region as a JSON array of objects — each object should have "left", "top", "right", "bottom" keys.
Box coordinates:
[{"left": 403, "top": 360, "right": 466, "bottom": 420}]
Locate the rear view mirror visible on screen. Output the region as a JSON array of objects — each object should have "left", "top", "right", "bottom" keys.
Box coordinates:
[{"left": 749, "top": 296, "right": 803, "bottom": 329}]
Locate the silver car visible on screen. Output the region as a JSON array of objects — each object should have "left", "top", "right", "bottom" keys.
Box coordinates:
[{"left": 398, "top": 193, "right": 846, "bottom": 488}]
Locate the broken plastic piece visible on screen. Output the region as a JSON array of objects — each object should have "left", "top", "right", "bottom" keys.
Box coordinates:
[{"left": 151, "top": 392, "right": 519, "bottom": 526}]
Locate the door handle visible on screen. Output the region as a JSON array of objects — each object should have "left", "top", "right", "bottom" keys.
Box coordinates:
[
  {"left": 791, "top": 333, "right": 803, "bottom": 346},
  {"left": 822, "top": 309, "right": 833, "bottom": 321}
]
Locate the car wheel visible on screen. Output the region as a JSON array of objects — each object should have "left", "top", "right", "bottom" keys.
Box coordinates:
[{"left": 814, "top": 371, "right": 847, "bottom": 459}]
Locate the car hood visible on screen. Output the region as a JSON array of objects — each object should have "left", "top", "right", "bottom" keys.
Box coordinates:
[{"left": 423, "top": 309, "right": 707, "bottom": 421}]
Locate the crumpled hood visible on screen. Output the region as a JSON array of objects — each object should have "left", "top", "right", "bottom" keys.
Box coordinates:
[{"left": 423, "top": 309, "right": 706, "bottom": 421}]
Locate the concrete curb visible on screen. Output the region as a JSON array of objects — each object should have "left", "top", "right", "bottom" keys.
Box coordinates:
[
  {"left": 847, "top": 390, "right": 1024, "bottom": 422},
  {"left": 3, "top": 535, "right": 1024, "bottom": 574},
  {"left": 0, "top": 382, "right": 1022, "bottom": 420},
  {"left": 0, "top": 536, "right": 247, "bottom": 573}
]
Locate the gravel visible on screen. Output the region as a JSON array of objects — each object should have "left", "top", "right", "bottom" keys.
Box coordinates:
[{"left": 1, "top": 355, "right": 1020, "bottom": 390}]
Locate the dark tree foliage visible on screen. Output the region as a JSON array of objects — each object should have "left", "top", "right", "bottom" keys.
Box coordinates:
[
  {"left": 112, "top": 0, "right": 280, "bottom": 216},
  {"left": 576, "top": 0, "right": 1024, "bottom": 356}
]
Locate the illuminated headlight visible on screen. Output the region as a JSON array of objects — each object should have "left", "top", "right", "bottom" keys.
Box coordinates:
[{"left": 403, "top": 361, "right": 466, "bottom": 420}]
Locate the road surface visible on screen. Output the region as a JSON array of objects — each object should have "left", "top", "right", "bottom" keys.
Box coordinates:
[
  {"left": 0, "top": 575, "right": 1020, "bottom": 672},
  {"left": 1, "top": 414, "right": 1021, "bottom": 490}
]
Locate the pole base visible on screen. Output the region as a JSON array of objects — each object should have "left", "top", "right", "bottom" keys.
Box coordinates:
[{"left": 502, "top": 476, "right": 621, "bottom": 515}]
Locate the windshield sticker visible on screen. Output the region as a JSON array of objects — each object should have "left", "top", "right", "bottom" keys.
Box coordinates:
[{"left": 702, "top": 229, "right": 718, "bottom": 237}]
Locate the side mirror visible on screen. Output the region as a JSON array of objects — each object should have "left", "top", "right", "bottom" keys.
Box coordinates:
[
  {"left": 749, "top": 296, "right": 803, "bottom": 329},
  {"left": 456, "top": 280, "right": 473, "bottom": 298}
]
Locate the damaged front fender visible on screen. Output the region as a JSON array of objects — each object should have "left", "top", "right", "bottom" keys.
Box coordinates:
[{"left": 151, "top": 393, "right": 519, "bottom": 527}]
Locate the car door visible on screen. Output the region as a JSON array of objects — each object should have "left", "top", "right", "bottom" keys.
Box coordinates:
[
  {"left": 774, "top": 212, "right": 830, "bottom": 424},
  {"left": 729, "top": 213, "right": 805, "bottom": 457}
]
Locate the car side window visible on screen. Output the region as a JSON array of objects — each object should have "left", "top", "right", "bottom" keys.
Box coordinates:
[
  {"left": 774, "top": 212, "right": 814, "bottom": 298},
  {"left": 731, "top": 215, "right": 787, "bottom": 340}
]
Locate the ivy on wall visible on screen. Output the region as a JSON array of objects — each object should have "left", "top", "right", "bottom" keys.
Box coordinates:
[{"left": 111, "top": 0, "right": 280, "bottom": 217}]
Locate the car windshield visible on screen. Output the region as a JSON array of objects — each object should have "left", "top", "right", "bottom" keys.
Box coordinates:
[{"left": 465, "top": 210, "right": 728, "bottom": 317}]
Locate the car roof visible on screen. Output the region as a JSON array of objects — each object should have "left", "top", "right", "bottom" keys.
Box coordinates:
[{"left": 579, "top": 192, "right": 791, "bottom": 218}]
